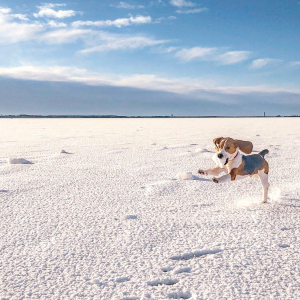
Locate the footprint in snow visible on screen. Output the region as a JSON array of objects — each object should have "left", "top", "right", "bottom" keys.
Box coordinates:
[
  {"left": 279, "top": 244, "right": 290, "bottom": 248},
  {"left": 168, "top": 291, "right": 192, "bottom": 299},
  {"left": 174, "top": 267, "right": 191, "bottom": 274},
  {"left": 116, "top": 277, "right": 131, "bottom": 283},
  {"left": 170, "top": 249, "right": 223, "bottom": 261},
  {"left": 147, "top": 279, "right": 179, "bottom": 286},
  {"left": 119, "top": 215, "right": 137, "bottom": 221},
  {"left": 161, "top": 266, "right": 173, "bottom": 272}
]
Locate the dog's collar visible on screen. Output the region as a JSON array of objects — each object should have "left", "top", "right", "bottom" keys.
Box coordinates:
[{"left": 230, "top": 151, "right": 239, "bottom": 161}]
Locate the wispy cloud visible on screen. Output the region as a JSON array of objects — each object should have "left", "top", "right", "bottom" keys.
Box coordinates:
[
  {"left": 48, "top": 20, "right": 67, "bottom": 28},
  {"left": 12, "top": 14, "right": 29, "bottom": 21},
  {"left": 174, "top": 47, "right": 251, "bottom": 65},
  {"left": 217, "top": 51, "right": 251, "bottom": 65},
  {"left": 34, "top": 3, "right": 77, "bottom": 19},
  {"left": 290, "top": 61, "right": 300, "bottom": 67},
  {"left": 1, "top": 65, "right": 299, "bottom": 99},
  {"left": 112, "top": 2, "right": 144, "bottom": 9},
  {"left": 0, "top": 9, "right": 43, "bottom": 44},
  {"left": 175, "top": 47, "right": 217, "bottom": 61},
  {"left": 154, "top": 15, "right": 176, "bottom": 23},
  {"left": 250, "top": 58, "right": 281, "bottom": 69},
  {"left": 0, "top": 65, "right": 87, "bottom": 82},
  {"left": 72, "top": 16, "right": 152, "bottom": 28},
  {"left": 176, "top": 8, "right": 207, "bottom": 14},
  {"left": 170, "top": 0, "right": 196, "bottom": 7},
  {"left": 80, "top": 32, "right": 169, "bottom": 54},
  {"left": 40, "top": 28, "right": 94, "bottom": 44}
]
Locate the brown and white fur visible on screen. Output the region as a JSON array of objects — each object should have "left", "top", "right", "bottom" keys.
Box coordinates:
[{"left": 198, "top": 137, "right": 270, "bottom": 203}]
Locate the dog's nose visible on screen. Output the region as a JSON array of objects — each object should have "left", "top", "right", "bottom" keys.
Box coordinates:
[{"left": 218, "top": 153, "right": 223, "bottom": 159}]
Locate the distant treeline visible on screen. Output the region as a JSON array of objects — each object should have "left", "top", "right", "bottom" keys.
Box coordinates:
[{"left": 0, "top": 114, "right": 299, "bottom": 118}]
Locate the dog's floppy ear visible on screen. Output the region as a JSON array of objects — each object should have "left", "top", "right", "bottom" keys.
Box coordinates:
[
  {"left": 234, "top": 139, "right": 253, "bottom": 154},
  {"left": 213, "top": 137, "right": 223, "bottom": 150}
]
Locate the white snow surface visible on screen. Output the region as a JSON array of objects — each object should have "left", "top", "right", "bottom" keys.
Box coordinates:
[{"left": 0, "top": 118, "right": 300, "bottom": 300}]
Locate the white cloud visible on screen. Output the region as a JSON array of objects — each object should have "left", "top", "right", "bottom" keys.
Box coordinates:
[
  {"left": 170, "top": 0, "right": 195, "bottom": 7},
  {"left": 176, "top": 8, "right": 207, "bottom": 14},
  {"left": 11, "top": 14, "right": 29, "bottom": 21},
  {"left": 38, "top": 28, "right": 168, "bottom": 53},
  {"left": 0, "top": 11, "right": 44, "bottom": 44},
  {"left": 1, "top": 65, "right": 299, "bottom": 98},
  {"left": 174, "top": 47, "right": 251, "bottom": 65},
  {"left": 0, "top": 6, "right": 12, "bottom": 14},
  {"left": 72, "top": 16, "right": 151, "bottom": 28},
  {"left": 112, "top": 2, "right": 144, "bottom": 9},
  {"left": 175, "top": 47, "right": 217, "bottom": 61},
  {"left": 153, "top": 16, "right": 176, "bottom": 23},
  {"left": 48, "top": 20, "right": 67, "bottom": 27},
  {"left": 290, "top": 61, "right": 300, "bottom": 67},
  {"left": 80, "top": 32, "right": 169, "bottom": 54},
  {"left": 0, "top": 65, "right": 87, "bottom": 82},
  {"left": 165, "top": 46, "right": 178, "bottom": 52},
  {"left": 0, "top": 6, "right": 29, "bottom": 21},
  {"left": 34, "top": 4, "right": 76, "bottom": 19},
  {"left": 40, "top": 28, "right": 94, "bottom": 44},
  {"left": 217, "top": 51, "right": 251, "bottom": 65},
  {"left": 250, "top": 58, "right": 281, "bottom": 69}
]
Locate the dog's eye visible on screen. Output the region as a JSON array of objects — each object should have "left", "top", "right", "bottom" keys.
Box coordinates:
[{"left": 226, "top": 146, "right": 230, "bottom": 150}]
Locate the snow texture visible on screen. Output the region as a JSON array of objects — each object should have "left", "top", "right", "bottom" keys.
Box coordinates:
[{"left": 0, "top": 118, "right": 300, "bottom": 299}]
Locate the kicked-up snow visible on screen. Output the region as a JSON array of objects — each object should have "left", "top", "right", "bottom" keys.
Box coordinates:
[{"left": 0, "top": 118, "right": 300, "bottom": 300}]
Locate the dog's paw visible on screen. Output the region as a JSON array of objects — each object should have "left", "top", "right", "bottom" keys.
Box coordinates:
[
  {"left": 198, "top": 169, "right": 206, "bottom": 175},
  {"left": 212, "top": 177, "right": 219, "bottom": 183}
]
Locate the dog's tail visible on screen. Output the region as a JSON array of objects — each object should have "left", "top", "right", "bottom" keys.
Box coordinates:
[{"left": 259, "top": 149, "right": 269, "bottom": 158}]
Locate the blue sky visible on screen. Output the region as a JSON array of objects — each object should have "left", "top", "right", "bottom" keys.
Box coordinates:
[{"left": 0, "top": 0, "right": 300, "bottom": 115}]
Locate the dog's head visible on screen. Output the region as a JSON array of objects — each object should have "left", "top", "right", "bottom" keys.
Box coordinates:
[{"left": 213, "top": 137, "right": 253, "bottom": 167}]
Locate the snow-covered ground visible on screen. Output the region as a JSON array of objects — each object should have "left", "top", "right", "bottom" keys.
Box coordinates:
[{"left": 1, "top": 118, "right": 300, "bottom": 300}]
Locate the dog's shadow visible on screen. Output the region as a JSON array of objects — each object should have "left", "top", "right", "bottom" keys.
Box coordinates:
[{"left": 193, "top": 176, "right": 211, "bottom": 182}]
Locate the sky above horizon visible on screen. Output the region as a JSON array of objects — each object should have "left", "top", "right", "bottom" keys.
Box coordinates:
[{"left": 0, "top": 0, "right": 300, "bottom": 115}]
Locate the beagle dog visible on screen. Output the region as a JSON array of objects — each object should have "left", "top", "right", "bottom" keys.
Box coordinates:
[{"left": 198, "top": 137, "right": 270, "bottom": 203}]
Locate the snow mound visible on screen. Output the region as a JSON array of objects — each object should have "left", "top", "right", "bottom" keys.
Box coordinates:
[
  {"left": 60, "top": 150, "right": 71, "bottom": 154},
  {"left": 177, "top": 172, "right": 194, "bottom": 180},
  {"left": 269, "top": 186, "right": 281, "bottom": 203},
  {"left": 7, "top": 158, "right": 33, "bottom": 164},
  {"left": 195, "top": 147, "right": 205, "bottom": 153}
]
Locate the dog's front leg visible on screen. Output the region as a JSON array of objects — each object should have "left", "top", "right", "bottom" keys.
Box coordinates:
[
  {"left": 212, "top": 174, "right": 231, "bottom": 184},
  {"left": 198, "top": 166, "right": 227, "bottom": 176}
]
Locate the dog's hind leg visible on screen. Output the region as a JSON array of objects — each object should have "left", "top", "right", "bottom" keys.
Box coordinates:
[{"left": 258, "top": 168, "right": 270, "bottom": 203}]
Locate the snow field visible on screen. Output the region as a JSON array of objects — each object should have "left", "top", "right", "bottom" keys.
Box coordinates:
[{"left": 0, "top": 118, "right": 300, "bottom": 299}]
